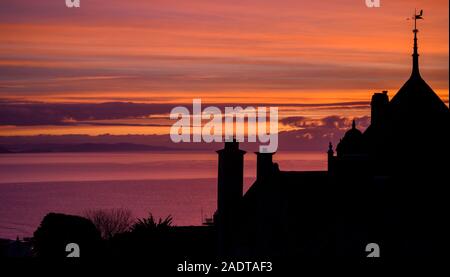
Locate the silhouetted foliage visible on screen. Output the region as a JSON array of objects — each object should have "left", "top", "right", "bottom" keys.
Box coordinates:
[
  {"left": 84, "top": 208, "right": 133, "bottom": 240},
  {"left": 130, "top": 213, "right": 172, "bottom": 234},
  {"left": 106, "top": 213, "right": 180, "bottom": 258},
  {"left": 33, "top": 213, "right": 102, "bottom": 258}
]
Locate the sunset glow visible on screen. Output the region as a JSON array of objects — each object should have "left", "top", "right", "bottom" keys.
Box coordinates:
[{"left": 0, "top": 0, "right": 448, "bottom": 138}]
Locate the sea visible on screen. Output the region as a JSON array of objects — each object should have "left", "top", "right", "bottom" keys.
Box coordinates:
[{"left": 0, "top": 151, "right": 326, "bottom": 239}]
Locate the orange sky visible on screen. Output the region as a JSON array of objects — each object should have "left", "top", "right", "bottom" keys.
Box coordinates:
[{"left": 0, "top": 0, "right": 448, "bottom": 136}]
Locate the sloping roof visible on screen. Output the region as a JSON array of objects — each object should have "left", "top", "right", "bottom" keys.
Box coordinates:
[
  {"left": 389, "top": 26, "right": 448, "bottom": 119},
  {"left": 390, "top": 73, "right": 449, "bottom": 118}
]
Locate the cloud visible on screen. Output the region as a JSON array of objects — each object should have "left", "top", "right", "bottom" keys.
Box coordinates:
[
  {"left": 0, "top": 0, "right": 448, "bottom": 101},
  {"left": 0, "top": 98, "right": 372, "bottom": 152},
  {"left": 277, "top": 115, "right": 371, "bottom": 151},
  {"left": 0, "top": 100, "right": 372, "bottom": 126},
  {"left": 0, "top": 108, "right": 373, "bottom": 152},
  {"left": 281, "top": 115, "right": 370, "bottom": 129},
  {"left": 0, "top": 102, "right": 172, "bottom": 125}
]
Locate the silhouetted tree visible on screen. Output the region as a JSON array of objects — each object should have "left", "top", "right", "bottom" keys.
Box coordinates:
[
  {"left": 130, "top": 213, "right": 172, "bottom": 234},
  {"left": 84, "top": 208, "right": 133, "bottom": 240},
  {"left": 33, "top": 213, "right": 102, "bottom": 258},
  {"left": 108, "top": 213, "right": 174, "bottom": 258}
]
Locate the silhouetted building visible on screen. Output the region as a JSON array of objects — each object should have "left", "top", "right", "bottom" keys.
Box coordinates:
[
  {"left": 371, "top": 90, "right": 389, "bottom": 126},
  {"left": 214, "top": 19, "right": 449, "bottom": 257},
  {"left": 215, "top": 138, "right": 246, "bottom": 255},
  {"left": 329, "top": 21, "right": 449, "bottom": 177},
  {"left": 255, "top": 151, "right": 276, "bottom": 181}
]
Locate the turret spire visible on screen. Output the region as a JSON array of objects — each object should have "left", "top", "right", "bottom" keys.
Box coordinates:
[{"left": 411, "top": 9, "right": 423, "bottom": 77}]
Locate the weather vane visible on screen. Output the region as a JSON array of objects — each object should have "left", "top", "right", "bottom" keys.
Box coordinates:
[{"left": 407, "top": 9, "right": 424, "bottom": 32}]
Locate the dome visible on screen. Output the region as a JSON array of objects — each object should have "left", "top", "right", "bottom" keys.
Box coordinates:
[
  {"left": 344, "top": 120, "right": 362, "bottom": 139},
  {"left": 336, "top": 120, "right": 365, "bottom": 157}
]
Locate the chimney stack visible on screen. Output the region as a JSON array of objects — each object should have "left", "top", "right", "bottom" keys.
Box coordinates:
[
  {"left": 255, "top": 152, "right": 275, "bottom": 182},
  {"left": 371, "top": 91, "right": 389, "bottom": 126}
]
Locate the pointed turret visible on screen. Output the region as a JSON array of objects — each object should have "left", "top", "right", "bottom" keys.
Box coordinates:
[
  {"left": 411, "top": 18, "right": 420, "bottom": 78},
  {"left": 390, "top": 10, "right": 448, "bottom": 117}
]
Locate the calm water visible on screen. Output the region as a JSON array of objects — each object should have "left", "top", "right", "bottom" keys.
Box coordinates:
[{"left": 0, "top": 151, "right": 326, "bottom": 239}]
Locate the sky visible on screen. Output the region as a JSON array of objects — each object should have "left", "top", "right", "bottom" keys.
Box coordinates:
[{"left": 0, "top": 0, "right": 448, "bottom": 149}]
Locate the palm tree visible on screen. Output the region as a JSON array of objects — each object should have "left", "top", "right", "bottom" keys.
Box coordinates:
[{"left": 130, "top": 213, "right": 172, "bottom": 233}]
